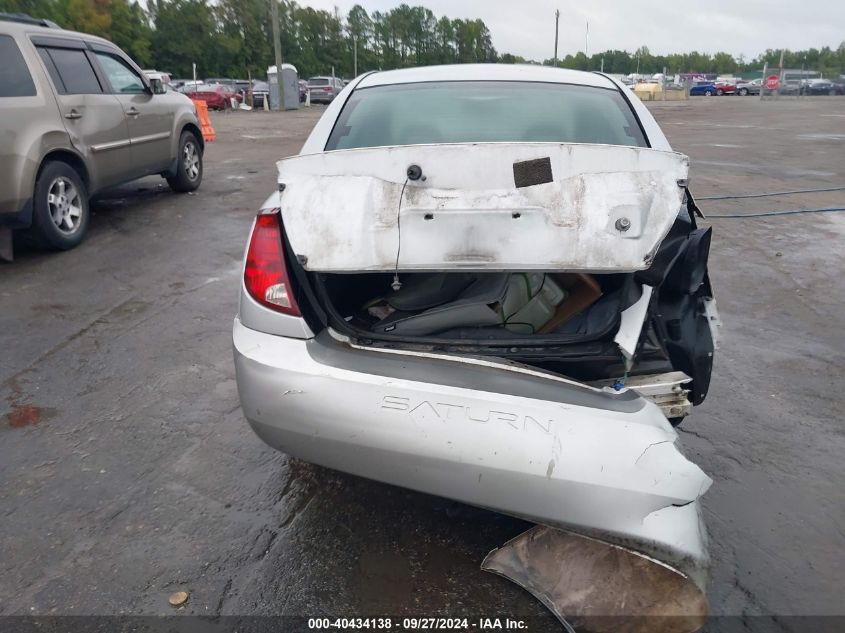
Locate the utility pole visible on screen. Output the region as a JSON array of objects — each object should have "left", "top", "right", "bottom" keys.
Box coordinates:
[
  {"left": 585, "top": 19, "right": 589, "bottom": 64},
  {"left": 353, "top": 34, "right": 358, "bottom": 77},
  {"left": 553, "top": 10, "right": 559, "bottom": 67},
  {"left": 271, "top": 0, "right": 285, "bottom": 110}
]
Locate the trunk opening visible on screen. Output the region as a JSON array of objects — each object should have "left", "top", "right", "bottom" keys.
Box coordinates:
[
  {"left": 276, "top": 178, "right": 714, "bottom": 410},
  {"left": 299, "top": 269, "right": 677, "bottom": 384}
]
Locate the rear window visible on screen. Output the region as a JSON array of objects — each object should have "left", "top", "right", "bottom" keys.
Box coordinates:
[
  {"left": 326, "top": 81, "right": 647, "bottom": 150},
  {"left": 38, "top": 47, "right": 102, "bottom": 94},
  {"left": 0, "top": 35, "right": 36, "bottom": 97},
  {"left": 308, "top": 78, "right": 330, "bottom": 86}
]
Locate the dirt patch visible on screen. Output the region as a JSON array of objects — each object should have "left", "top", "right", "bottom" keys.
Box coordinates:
[{"left": 3, "top": 402, "right": 57, "bottom": 428}]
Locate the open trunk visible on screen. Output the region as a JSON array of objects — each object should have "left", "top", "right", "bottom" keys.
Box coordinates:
[{"left": 278, "top": 143, "right": 718, "bottom": 417}]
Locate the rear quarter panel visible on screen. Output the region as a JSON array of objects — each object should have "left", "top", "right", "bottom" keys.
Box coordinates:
[{"left": 0, "top": 31, "right": 68, "bottom": 223}]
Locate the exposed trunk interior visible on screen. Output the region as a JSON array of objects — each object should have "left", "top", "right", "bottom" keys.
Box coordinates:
[
  {"left": 319, "top": 271, "right": 625, "bottom": 341},
  {"left": 306, "top": 269, "right": 679, "bottom": 384},
  {"left": 285, "top": 192, "right": 715, "bottom": 407}
]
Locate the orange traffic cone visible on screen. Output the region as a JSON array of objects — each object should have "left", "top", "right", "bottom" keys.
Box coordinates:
[{"left": 192, "top": 99, "right": 216, "bottom": 142}]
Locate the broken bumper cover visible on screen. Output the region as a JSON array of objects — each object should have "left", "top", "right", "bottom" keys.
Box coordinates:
[{"left": 233, "top": 319, "right": 712, "bottom": 582}]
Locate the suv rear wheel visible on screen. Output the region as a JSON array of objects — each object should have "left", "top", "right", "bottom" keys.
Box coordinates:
[
  {"left": 31, "top": 161, "right": 90, "bottom": 250},
  {"left": 167, "top": 130, "right": 203, "bottom": 193}
]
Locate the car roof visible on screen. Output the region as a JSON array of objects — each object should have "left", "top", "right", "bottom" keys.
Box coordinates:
[
  {"left": 356, "top": 64, "right": 618, "bottom": 90},
  {"left": 0, "top": 17, "right": 113, "bottom": 47}
]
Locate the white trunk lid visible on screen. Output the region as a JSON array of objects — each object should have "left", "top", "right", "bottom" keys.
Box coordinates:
[{"left": 277, "top": 143, "right": 689, "bottom": 272}]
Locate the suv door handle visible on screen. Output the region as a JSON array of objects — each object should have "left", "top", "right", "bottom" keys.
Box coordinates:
[
  {"left": 126, "top": 107, "right": 140, "bottom": 117},
  {"left": 64, "top": 110, "right": 83, "bottom": 120}
]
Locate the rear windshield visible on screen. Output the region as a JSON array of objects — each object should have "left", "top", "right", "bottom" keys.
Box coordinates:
[
  {"left": 0, "top": 35, "right": 36, "bottom": 97},
  {"left": 326, "top": 81, "right": 647, "bottom": 150},
  {"left": 309, "top": 78, "right": 330, "bottom": 86}
]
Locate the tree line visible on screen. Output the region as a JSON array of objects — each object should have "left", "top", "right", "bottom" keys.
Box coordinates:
[
  {"left": 2, "top": 0, "right": 844, "bottom": 80},
  {"left": 542, "top": 46, "right": 845, "bottom": 81}
]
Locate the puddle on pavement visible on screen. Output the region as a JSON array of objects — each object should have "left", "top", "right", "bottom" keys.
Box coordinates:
[
  {"left": 108, "top": 299, "right": 151, "bottom": 319},
  {"left": 796, "top": 133, "right": 845, "bottom": 141}
]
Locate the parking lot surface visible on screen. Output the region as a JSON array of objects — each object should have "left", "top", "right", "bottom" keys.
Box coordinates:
[{"left": 1, "top": 97, "right": 843, "bottom": 629}]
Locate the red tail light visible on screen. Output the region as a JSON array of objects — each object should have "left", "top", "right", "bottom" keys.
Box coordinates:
[
  {"left": 325, "top": 86, "right": 333, "bottom": 93},
  {"left": 244, "top": 210, "right": 300, "bottom": 316}
]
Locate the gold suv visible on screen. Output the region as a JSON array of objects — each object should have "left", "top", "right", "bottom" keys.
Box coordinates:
[{"left": 0, "top": 14, "right": 204, "bottom": 259}]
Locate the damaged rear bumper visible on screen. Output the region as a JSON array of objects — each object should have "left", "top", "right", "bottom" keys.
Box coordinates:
[{"left": 233, "top": 319, "right": 711, "bottom": 582}]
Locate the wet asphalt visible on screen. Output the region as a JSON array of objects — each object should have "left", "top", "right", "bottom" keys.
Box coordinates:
[{"left": 1, "top": 97, "right": 843, "bottom": 631}]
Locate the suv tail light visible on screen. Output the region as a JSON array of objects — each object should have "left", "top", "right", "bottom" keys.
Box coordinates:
[
  {"left": 325, "top": 85, "right": 333, "bottom": 93},
  {"left": 244, "top": 210, "right": 300, "bottom": 316}
]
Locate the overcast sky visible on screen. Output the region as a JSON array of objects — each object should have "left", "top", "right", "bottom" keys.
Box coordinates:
[{"left": 303, "top": 0, "right": 845, "bottom": 61}]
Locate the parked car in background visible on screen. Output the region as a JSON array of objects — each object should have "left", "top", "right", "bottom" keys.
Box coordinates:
[
  {"left": 219, "top": 83, "right": 244, "bottom": 106},
  {"left": 306, "top": 76, "right": 344, "bottom": 103},
  {"left": 831, "top": 78, "right": 845, "bottom": 95},
  {"left": 249, "top": 80, "right": 270, "bottom": 108},
  {"left": 736, "top": 78, "right": 761, "bottom": 96},
  {"left": 143, "top": 71, "right": 179, "bottom": 94},
  {"left": 204, "top": 77, "right": 244, "bottom": 96},
  {"left": 689, "top": 81, "right": 717, "bottom": 96},
  {"left": 0, "top": 13, "right": 203, "bottom": 257},
  {"left": 184, "top": 83, "right": 242, "bottom": 110},
  {"left": 234, "top": 65, "right": 719, "bottom": 598},
  {"left": 714, "top": 81, "right": 736, "bottom": 95},
  {"left": 802, "top": 78, "right": 835, "bottom": 95},
  {"left": 142, "top": 69, "right": 170, "bottom": 84},
  {"left": 231, "top": 79, "right": 250, "bottom": 100},
  {"left": 176, "top": 80, "right": 202, "bottom": 93}
]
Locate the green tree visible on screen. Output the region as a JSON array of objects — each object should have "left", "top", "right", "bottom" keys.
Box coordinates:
[
  {"left": 149, "top": 0, "right": 217, "bottom": 77},
  {"left": 4, "top": 0, "right": 842, "bottom": 81},
  {"left": 110, "top": 0, "right": 152, "bottom": 67}
]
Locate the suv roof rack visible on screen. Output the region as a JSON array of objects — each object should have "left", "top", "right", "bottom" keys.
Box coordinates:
[{"left": 0, "top": 12, "right": 60, "bottom": 28}]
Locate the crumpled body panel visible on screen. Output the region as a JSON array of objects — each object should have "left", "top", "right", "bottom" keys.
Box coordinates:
[
  {"left": 482, "top": 525, "right": 708, "bottom": 633},
  {"left": 277, "top": 143, "right": 689, "bottom": 272}
]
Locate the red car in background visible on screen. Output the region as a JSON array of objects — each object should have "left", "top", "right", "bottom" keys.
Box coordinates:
[
  {"left": 184, "top": 83, "right": 243, "bottom": 110},
  {"left": 714, "top": 81, "right": 737, "bottom": 95}
]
